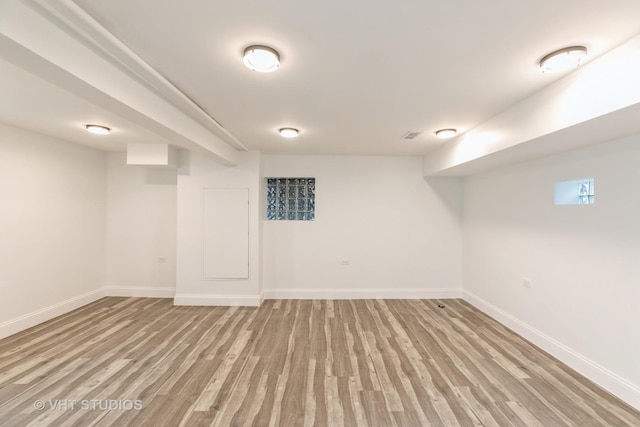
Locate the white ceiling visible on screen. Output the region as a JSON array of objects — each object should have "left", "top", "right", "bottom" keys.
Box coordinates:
[
  {"left": 0, "top": 57, "right": 172, "bottom": 151},
  {"left": 2, "top": 1, "right": 640, "bottom": 158}
]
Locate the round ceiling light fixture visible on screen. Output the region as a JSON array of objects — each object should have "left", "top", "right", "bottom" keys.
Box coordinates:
[
  {"left": 243, "top": 45, "right": 280, "bottom": 72},
  {"left": 85, "top": 124, "right": 111, "bottom": 135},
  {"left": 435, "top": 128, "right": 457, "bottom": 139},
  {"left": 539, "top": 46, "right": 587, "bottom": 73},
  {"left": 279, "top": 127, "right": 299, "bottom": 138}
]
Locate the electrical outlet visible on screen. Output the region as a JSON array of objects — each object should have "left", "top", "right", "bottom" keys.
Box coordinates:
[{"left": 522, "top": 277, "right": 532, "bottom": 288}]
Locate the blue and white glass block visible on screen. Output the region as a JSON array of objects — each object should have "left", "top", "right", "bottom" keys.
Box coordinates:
[{"left": 266, "top": 177, "right": 316, "bottom": 220}]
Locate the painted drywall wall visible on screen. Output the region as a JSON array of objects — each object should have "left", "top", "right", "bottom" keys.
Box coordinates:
[
  {"left": 463, "top": 133, "right": 640, "bottom": 408},
  {"left": 105, "top": 152, "right": 177, "bottom": 297},
  {"left": 0, "top": 124, "right": 106, "bottom": 338},
  {"left": 263, "top": 155, "right": 463, "bottom": 298},
  {"left": 175, "top": 150, "right": 262, "bottom": 305}
]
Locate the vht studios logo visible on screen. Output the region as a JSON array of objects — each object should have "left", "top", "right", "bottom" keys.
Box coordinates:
[{"left": 34, "top": 399, "right": 143, "bottom": 411}]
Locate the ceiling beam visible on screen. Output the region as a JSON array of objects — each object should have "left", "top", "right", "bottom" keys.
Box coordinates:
[
  {"left": 0, "top": 0, "right": 240, "bottom": 166},
  {"left": 423, "top": 34, "right": 640, "bottom": 177}
]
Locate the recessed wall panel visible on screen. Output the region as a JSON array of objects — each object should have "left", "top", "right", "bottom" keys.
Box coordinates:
[{"left": 203, "top": 188, "right": 249, "bottom": 279}]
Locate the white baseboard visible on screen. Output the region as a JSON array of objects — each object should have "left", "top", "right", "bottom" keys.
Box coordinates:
[
  {"left": 174, "top": 294, "right": 262, "bottom": 307},
  {"left": 463, "top": 290, "right": 640, "bottom": 411},
  {"left": 106, "top": 286, "right": 175, "bottom": 298},
  {"left": 0, "top": 288, "right": 105, "bottom": 340},
  {"left": 263, "top": 288, "right": 462, "bottom": 300}
]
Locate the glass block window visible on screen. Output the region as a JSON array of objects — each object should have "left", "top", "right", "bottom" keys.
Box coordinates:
[
  {"left": 266, "top": 178, "right": 315, "bottom": 220},
  {"left": 554, "top": 178, "right": 595, "bottom": 205}
]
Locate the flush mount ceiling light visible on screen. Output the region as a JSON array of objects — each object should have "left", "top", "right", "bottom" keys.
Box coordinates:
[
  {"left": 85, "top": 124, "right": 111, "bottom": 135},
  {"left": 243, "top": 45, "right": 280, "bottom": 72},
  {"left": 279, "top": 128, "right": 299, "bottom": 138},
  {"left": 539, "top": 46, "right": 587, "bottom": 73},
  {"left": 435, "top": 128, "right": 457, "bottom": 139}
]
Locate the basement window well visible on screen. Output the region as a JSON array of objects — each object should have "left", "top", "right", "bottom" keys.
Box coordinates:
[
  {"left": 554, "top": 178, "right": 594, "bottom": 205},
  {"left": 266, "top": 178, "right": 315, "bottom": 220}
]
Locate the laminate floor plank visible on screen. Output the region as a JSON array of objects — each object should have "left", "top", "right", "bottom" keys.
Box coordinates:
[{"left": 0, "top": 298, "right": 638, "bottom": 426}]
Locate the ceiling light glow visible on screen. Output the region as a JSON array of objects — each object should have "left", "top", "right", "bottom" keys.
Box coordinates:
[
  {"left": 85, "top": 124, "right": 111, "bottom": 135},
  {"left": 540, "top": 46, "right": 587, "bottom": 73},
  {"left": 279, "top": 128, "right": 299, "bottom": 138},
  {"left": 243, "top": 45, "right": 280, "bottom": 72},
  {"left": 435, "top": 128, "right": 457, "bottom": 139}
]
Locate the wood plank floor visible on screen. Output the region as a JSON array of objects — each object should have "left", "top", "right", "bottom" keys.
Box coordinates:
[{"left": 0, "top": 298, "right": 638, "bottom": 426}]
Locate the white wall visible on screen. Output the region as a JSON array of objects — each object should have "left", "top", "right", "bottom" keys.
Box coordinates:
[
  {"left": 105, "top": 152, "right": 177, "bottom": 297},
  {"left": 175, "top": 150, "right": 262, "bottom": 305},
  {"left": 463, "top": 133, "right": 640, "bottom": 408},
  {"left": 263, "top": 155, "right": 462, "bottom": 298},
  {"left": 0, "top": 124, "right": 106, "bottom": 338}
]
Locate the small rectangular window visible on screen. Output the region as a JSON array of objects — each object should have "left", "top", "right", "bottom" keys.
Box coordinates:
[
  {"left": 266, "top": 177, "right": 315, "bottom": 220},
  {"left": 554, "top": 178, "right": 594, "bottom": 205}
]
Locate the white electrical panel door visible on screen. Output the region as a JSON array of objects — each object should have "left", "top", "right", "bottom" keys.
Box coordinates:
[{"left": 203, "top": 188, "right": 249, "bottom": 279}]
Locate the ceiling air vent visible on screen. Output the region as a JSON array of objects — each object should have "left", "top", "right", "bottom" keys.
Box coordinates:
[{"left": 402, "top": 131, "right": 421, "bottom": 140}]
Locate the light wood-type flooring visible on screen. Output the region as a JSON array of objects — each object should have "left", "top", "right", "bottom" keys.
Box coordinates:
[{"left": 0, "top": 298, "right": 639, "bottom": 426}]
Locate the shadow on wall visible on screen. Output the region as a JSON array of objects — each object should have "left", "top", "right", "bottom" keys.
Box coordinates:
[
  {"left": 177, "top": 149, "right": 190, "bottom": 176},
  {"left": 424, "top": 177, "right": 463, "bottom": 219},
  {"left": 144, "top": 169, "right": 177, "bottom": 185}
]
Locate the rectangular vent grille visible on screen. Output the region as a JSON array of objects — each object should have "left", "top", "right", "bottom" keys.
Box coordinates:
[{"left": 402, "top": 131, "right": 421, "bottom": 140}]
